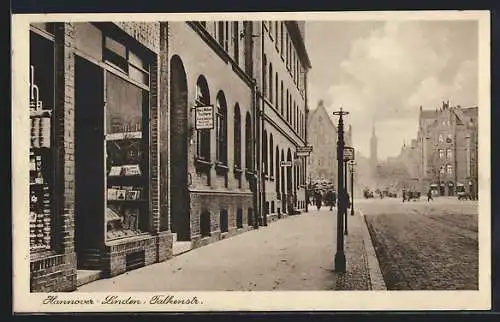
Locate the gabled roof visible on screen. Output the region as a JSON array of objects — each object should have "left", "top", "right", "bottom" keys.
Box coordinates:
[{"left": 308, "top": 101, "right": 337, "bottom": 133}]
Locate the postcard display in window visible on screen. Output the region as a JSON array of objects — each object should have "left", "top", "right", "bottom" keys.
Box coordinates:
[{"left": 105, "top": 52, "right": 150, "bottom": 242}]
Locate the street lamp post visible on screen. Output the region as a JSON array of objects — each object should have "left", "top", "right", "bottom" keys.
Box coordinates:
[{"left": 332, "top": 108, "right": 349, "bottom": 273}]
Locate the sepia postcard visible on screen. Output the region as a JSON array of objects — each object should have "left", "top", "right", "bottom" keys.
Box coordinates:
[{"left": 12, "top": 10, "right": 491, "bottom": 312}]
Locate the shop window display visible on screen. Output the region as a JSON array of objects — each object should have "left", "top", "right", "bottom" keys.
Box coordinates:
[
  {"left": 105, "top": 71, "right": 150, "bottom": 241},
  {"left": 29, "top": 29, "right": 55, "bottom": 252}
]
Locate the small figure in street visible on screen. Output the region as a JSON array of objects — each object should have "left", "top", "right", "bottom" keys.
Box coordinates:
[
  {"left": 315, "top": 191, "right": 323, "bottom": 211},
  {"left": 402, "top": 189, "right": 406, "bottom": 203},
  {"left": 325, "top": 189, "right": 336, "bottom": 211},
  {"left": 427, "top": 188, "right": 434, "bottom": 202}
]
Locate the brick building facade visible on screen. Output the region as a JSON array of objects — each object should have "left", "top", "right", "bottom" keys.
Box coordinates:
[
  {"left": 29, "top": 21, "right": 172, "bottom": 292},
  {"left": 416, "top": 102, "right": 478, "bottom": 197},
  {"left": 28, "top": 20, "right": 312, "bottom": 292}
]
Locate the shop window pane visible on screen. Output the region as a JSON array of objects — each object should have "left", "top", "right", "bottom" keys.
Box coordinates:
[
  {"left": 105, "top": 72, "right": 150, "bottom": 241},
  {"left": 129, "top": 50, "right": 146, "bottom": 69},
  {"left": 74, "top": 23, "right": 103, "bottom": 61},
  {"left": 129, "top": 65, "right": 149, "bottom": 86}
]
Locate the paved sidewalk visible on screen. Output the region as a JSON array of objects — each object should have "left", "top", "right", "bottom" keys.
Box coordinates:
[{"left": 77, "top": 206, "right": 378, "bottom": 292}]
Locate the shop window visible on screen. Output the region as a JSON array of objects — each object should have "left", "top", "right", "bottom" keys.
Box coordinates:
[
  {"left": 216, "top": 91, "right": 228, "bottom": 165},
  {"left": 196, "top": 76, "right": 211, "bottom": 161},
  {"left": 105, "top": 71, "right": 150, "bottom": 241},
  {"left": 103, "top": 36, "right": 149, "bottom": 87},
  {"left": 439, "top": 149, "right": 444, "bottom": 159},
  {"left": 234, "top": 104, "right": 242, "bottom": 168},
  {"left": 29, "top": 29, "right": 55, "bottom": 252},
  {"left": 446, "top": 164, "right": 453, "bottom": 176},
  {"left": 447, "top": 149, "right": 453, "bottom": 159}
]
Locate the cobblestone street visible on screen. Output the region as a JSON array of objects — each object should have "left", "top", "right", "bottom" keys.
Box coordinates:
[{"left": 359, "top": 197, "right": 479, "bottom": 290}]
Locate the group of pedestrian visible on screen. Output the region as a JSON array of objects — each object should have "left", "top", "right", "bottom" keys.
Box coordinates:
[{"left": 309, "top": 189, "right": 337, "bottom": 211}]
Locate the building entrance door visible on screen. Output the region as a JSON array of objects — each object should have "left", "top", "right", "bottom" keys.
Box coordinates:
[
  {"left": 169, "top": 56, "right": 190, "bottom": 241},
  {"left": 74, "top": 56, "right": 105, "bottom": 269}
]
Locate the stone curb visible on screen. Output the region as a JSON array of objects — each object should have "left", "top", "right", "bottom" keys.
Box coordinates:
[{"left": 358, "top": 210, "right": 387, "bottom": 291}]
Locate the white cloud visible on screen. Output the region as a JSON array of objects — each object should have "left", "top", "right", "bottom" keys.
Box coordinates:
[{"left": 310, "top": 21, "right": 478, "bottom": 159}]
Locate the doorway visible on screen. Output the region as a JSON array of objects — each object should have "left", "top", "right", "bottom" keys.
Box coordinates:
[
  {"left": 74, "top": 56, "right": 105, "bottom": 269},
  {"left": 169, "top": 55, "right": 191, "bottom": 241}
]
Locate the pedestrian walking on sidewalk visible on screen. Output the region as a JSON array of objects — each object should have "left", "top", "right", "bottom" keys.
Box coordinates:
[
  {"left": 427, "top": 188, "right": 434, "bottom": 202},
  {"left": 325, "top": 189, "right": 336, "bottom": 211},
  {"left": 402, "top": 189, "right": 406, "bottom": 203},
  {"left": 315, "top": 191, "right": 323, "bottom": 210}
]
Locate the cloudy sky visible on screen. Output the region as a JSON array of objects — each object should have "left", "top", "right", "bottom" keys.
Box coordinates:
[{"left": 305, "top": 20, "right": 478, "bottom": 160}]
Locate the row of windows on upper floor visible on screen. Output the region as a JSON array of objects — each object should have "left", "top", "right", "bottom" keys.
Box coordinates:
[
  {"left": 264, "top": 21, "right": 306, "bottom": 96},
  {"left": 197, "top": 21, "right": 306, "bottom": 98},
  {"left": 194, "top": 72, "right": 305, "bottom": 185},
  {"left": 263, "top": 56, "right": 306, "bottom": 140}
]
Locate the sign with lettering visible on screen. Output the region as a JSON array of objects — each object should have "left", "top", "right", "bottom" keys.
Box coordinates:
[
  {"left": 344, "top": 146, "right": 355, "bottom": 161},
  {"left": 280, "top": 161, "right": 293, "bottom": 167},
  {"left": 195, "top": 105, "right": 214, "bottom": 130},
  {"left": 296, "top": 145, "right": 313, "bottom": 156}
]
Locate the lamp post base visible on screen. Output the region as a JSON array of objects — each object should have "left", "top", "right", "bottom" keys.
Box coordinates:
[{"left": 334, "top": 252, "right": 346, "bottom": 273}]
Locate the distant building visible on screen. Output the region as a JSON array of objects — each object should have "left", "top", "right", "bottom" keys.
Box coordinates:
[
  {"left": 307, "top": 100, "right": 338, "bottom": 184},
  {"left": 416, "top": 101, "right": 478, "bottom": 197}
]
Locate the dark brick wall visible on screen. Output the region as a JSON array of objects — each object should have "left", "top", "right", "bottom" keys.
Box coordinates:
[
  {"left": 189, "top": 191, "right": 253, "bottom": 248},
  {"left": 30, "top": 21, "right": 169, "bottom": 292}
]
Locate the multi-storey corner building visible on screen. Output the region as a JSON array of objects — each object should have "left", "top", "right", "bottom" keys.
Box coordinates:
[
  {"left": 255, "top": 21, "right": 312, "bottom": 218},
  {"left": 28, "top": 20, "right": 312, "bottom": 292},
  {"left": 416, "top": 102, "right": 478, "bottom": 197}
]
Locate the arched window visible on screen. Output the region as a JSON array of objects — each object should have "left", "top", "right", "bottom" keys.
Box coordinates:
[
  {"left": 269, "top": 63, "right": 273, "bottom": 103},
  {"left": 263, "top": 55, "right": 267, "bottom": 97},
  {"left": 196, "top": 76, "right": 211, "bottom": 161},
  {"left": 216, "top": 91, "right": 228, "bottom": 164},
  {"left": 269, "top": 134, "right": 274, "bottom": 176},
  {"left": 275, "top": 146, "right": 280, "bottom": 194},
  {"left": 262, "top": 130, "right": 268, "bottom": 174},
  {"left": 281, "top": 81, "right": 284, "bottom": 116},
  {"left": 286, "top": 89, "right": 289, "bottom": 121},
  {"left": 275, "top": 73, "right": 279, "bottom": 109},
  {"left": 245, "top": 112, "right": 253, "bottom": 171},
  {"left": 234, "top": 104, "right": 241, "bottom": 168}
]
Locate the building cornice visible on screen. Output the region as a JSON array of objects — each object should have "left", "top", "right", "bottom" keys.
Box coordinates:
[{"left": 284, "top": 21, "right": 312, "bottom": 69}]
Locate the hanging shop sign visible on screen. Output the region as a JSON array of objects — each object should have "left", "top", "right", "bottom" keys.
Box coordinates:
[
  {"left": 195, "top": 105, "right": 214, "bottom": 130},
  {"left": 280, "top": 160, "right": 293, "bottom": 167},
  {"left": 296, "top": 145, "right": 313, "bottom": 157},
  {"left": 344, "top": 146, "right": 355, "bottom": 161}
]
